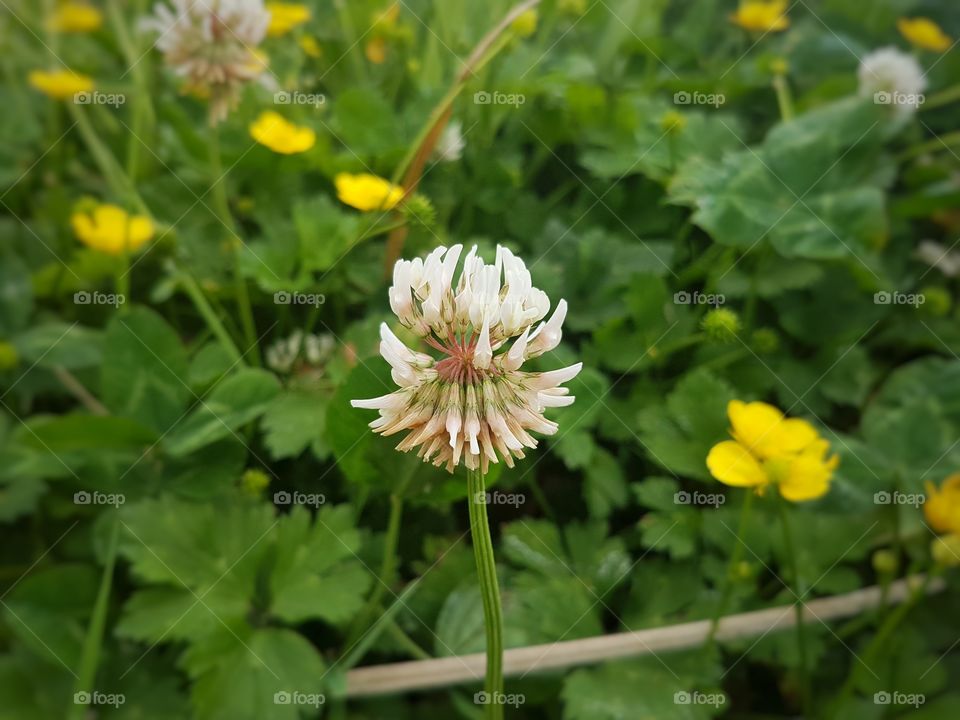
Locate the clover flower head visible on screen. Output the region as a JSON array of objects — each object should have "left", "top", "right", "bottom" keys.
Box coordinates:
[
  {"left": 858, "top": 47, "right": 927, "bottom": 117},
  {"left": 707, "top": 400, "right": 838, "bottom": 502},
  {"left": 351, "top": 244, "right": 581, "bottom": 473},
  {"left": 141, "top": 0, "right": 271, "bottom": 124}
]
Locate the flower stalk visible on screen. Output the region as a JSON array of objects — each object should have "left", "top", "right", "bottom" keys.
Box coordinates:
[
  {"left": 468, "top": 467, "right": 504, "bottom": 720},
  {"left": 777, "top": 497, "right": 811, "bottom": 715}
]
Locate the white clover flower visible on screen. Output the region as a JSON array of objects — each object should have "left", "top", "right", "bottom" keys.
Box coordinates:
[
  {"left": 352, "top": 244, "right": 581, "bottom": 474},
  {"left": 141, "top": 0, "right": 271, "bottom": 124},
  {"left": 434, "top": 121, "right": 466, "bottom": 162},
  {"left": 858, "top": 47, "right": 927, "bottom": 117},
  {"left": 266, "top": 330, "right": 334, "bottom": 372}
]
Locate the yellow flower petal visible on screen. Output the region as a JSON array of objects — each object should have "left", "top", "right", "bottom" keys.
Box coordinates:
[
  {"left": 728, "top": 400, "right": 818, "bottom": 459},
  {"left": 730, "top": 0, "right": 789, "bottom": 32},
  {"left": 924, "top": 473, "right": 960, "bottom": 535},
  {"left": 249, "top": 111, "right": 316, "bottom": 155},
  {"left": 266, "top": 2, "right": 310, "bottom": 37},
  {"left": 774, "top": 439, "right": 838, "bottom": 502},
  {"left": 898, "top": 17, "right": 952, "bottom": 53},
  {"left": 29, "top": 69, "right": 94, "bottom": 100},
  {"left": 365, "top": 36, "right": 387, "bottom": 64},
  {"left": 46, "top": 2, "right": 103, "bottom": 33},
  {"left": 71, "top": 204, "right": 154, "bottom": 255},
  {"left": 334, "top": 172, "right": 404, "bottom": 212},
  {"left": 707, "top": 440, "right": 768, "bottom": 489}
]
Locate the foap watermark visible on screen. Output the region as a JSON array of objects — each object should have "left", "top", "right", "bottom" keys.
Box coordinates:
[
  {"left": 473, "top": 90, "right": 525, "bottom": 108},
  {"left": 674, "top": 290, "right": 724, "bottom": 307},
  {"left": 874, "top": 691, "right": 925, "bottom": 708},
  {"left": 273, "top": 691, "right": 325, "bottom": 708},
  {"left": 874, "top": 291, "right": 924, "bottom": 307},
  {"left": 74, "top": 91, "right": 126, "bottom": 107},
  {"left": 674, "top": 691, "right": 726, "bottom": 707},
  {"left": 74, "top": 490, "right": 125, "bottom": 508},
  {"left": 274, "top": 91, "right": 326, "bottom": 108},
  {"left": 674, "top": 90, "right": 725, "bottom": 108},
  {"left": 273, "top": 491, "right": 326, "bottom": 508},
  {"left": 474, "top": 691, "right": 525, "bottom": 708},
  {"left": 74, "top": 290, "right": 125, "bottom": 307},
  {"left": 474, "top": 490, "right": 526, "bottom": 508},
  {"left": 74, "top": 691, "right": 125, "bottom": 708},
  {"left": 874, "top": 491, "right": 925, "bottom": 508},
  {"left": 874, "top": 91, "right": 924, "bottom": 109},
  {"left": 674, "top": 490, "right": 725, "bottom": 508},
  {"left": 274, "top": 291, "right": 325, "bottom": 307}
]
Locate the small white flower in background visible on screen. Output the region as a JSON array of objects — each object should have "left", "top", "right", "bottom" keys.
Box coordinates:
[
  {"left": 266, "top": 330, "right": 333, "bottom": 373},
  {"left": 916, "top": 240, "right": 960, "bottom": 277},
  {"left": 858, "top": 47, "right": 927, "bottom": 117},
  {"left": 141, "top": 0, "right": 271, "bottom": 124},
  {"left": 434, "top": 121, "right": 466, "bottom": 162},
  {"left": 352, "top": 244, "right": 581, "bottom": 474}
]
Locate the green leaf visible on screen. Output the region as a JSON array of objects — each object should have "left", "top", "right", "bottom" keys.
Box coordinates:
[
  {"left": 101, "top": 307, "right": 191, "bottom": 433},
  {"left": 25, "top": 415, "right": 158, "bottom": 453},
  {"left": 0, "top": 252, "right": 32, "bottom": 335},
  {"left": 13, "top": 323, "right": 103, "bottom": 370},
  {"left": 163, "top": 369, "right": 280, "bottom": 457},
  {"left": 183, "top": 626, "right": 327, "bottom": 720},
  {"left": 583, "top": 448, "right": 629, "bottom": 519},
  {"left": 268, "top": 506, "right": 371, "bottom": 625},
  {"left": 669, "top": 97, "right": 889, "bottom": 260},
  {"left": 636, "top": 370, "right": 735, "bottom": 481},
  {"left": 261, "top": 390, "right": 329, "bottom": 460}
]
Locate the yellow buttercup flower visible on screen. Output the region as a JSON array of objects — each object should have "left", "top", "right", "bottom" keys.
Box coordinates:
[
  {"left": 46, "top": 1, "right": 103, "bottom": 33},
  {"left": 250, "top": 111, "right": 316, "bottom": 154},
  {"left": 334, "top": 173, "right": 404, "bottom": 212},
  {"left": 299, "top": 35, "right": 322, "bottom": 58},
  {"left": 924, "top": 474, "right": 960, "bottom": 535},
  {"left": 72, "top": 204, "right": 154, "bottom": 255},
  {"left": 925, "top": 475, "right": 960, "bottom": 567},
  {"left": 266, "top": 2, "right": 310, "bottom": 37},
  {"left": 365, "top": 36, "right": 387, "bottom": 64},
  {"left": 707, "top": 400, "right": 838, "bottom": 502},
  {"left": 730, "top": 0, "right": 789, "bottom": 32},
  {"left": 898, "top": 17, "right": 952, "bottom": 53},
  {"left": 28, "top": 69, "right": 94, "bottom": 100}
]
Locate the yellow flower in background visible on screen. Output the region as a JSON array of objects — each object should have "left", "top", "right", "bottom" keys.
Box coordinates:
[
  {"left": 365, "top": 3, "right": 400, "bottom": 64},
  {"left": 730, "top": 0, "right": 789, "bottom": 32},
  {"left": 924, "top": 474, "right": 960, "bottom": 535},
  {"left": 250, "top": 111, "right": 316, "bottom": 154},
  {"left": 898, "top": 17, "right": 952, "bottom": 52},
  {"left": 266, "top": 2, "right": 310, "bottom": 37},
  {"left": 365, "top": 36, "right": 387, "bottom": 64},
  {"left": 46, "top": 1, "right": 103, "bottom": 33},
  {"left": 72, "top": 204, "right": 154, "bottom": 255},
  {"left": 28, "top": 69, "right": 93, "bottom": 100},
  {"left": 334, "top": 173, "right": 404, "bottom": 212},
  {"left": 925, "top": 475, "right": 960, "bottom": 567},
  {"left": 707, "top": 400, "right": 838, "bottom": 502},
  {"left": 299, "top": 35, "right": 322, "bottom": 58},
  {"left": 511, "top": 9, "right": 539, "bottom": 38}
]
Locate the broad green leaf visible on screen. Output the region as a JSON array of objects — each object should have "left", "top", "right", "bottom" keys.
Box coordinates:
[
  {"left": 163, "top": 369, "right": 280, "bottom": 457},
  {"left": 101, "top": 307, "right": 191, "bottom": 434}
]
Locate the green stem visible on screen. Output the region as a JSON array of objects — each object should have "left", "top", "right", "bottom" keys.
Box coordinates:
[
  {"left": 333, "top": 0, "right": 367, "bottom": 83},
  {"left": 777, "top": 498, "right": 811, "bottom": 716},
  {"left": 773, "top": 74, "right": 794, "bottom": 121},
  {"left": 107, "top": 0, "right": 154, "bottom": 180},
  {"left": 68, "top": 105, "right": 148, "bottom": 215},
  {"left": 899, "top": 129, "right": 960, "bottom": 161},
  {"left": 468, "top": 468, "right": 504, "bottom": 719},
  {"left": 208, "top": 126, "right": 259, "bottom": 365},
  {"left": 705, "top": 491, "right": 754, "bottom": 648},
  {"left": 67, "top": 517, "right": 120, "bottom": 720},
  {"left": 385, "top": 621, "right": 431, "bottom": 660},
  {"left": 178, "top": 269, "right": 244, "bottom": 365},
  {"left": 922, "top": 82, "right": 960, "bottom": 111},
  {"left": 832, "top": 571, "right": 937, "bottom": 715},
  {"left": 344, "top": 493, "right": 405, "bottom": 648}
]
